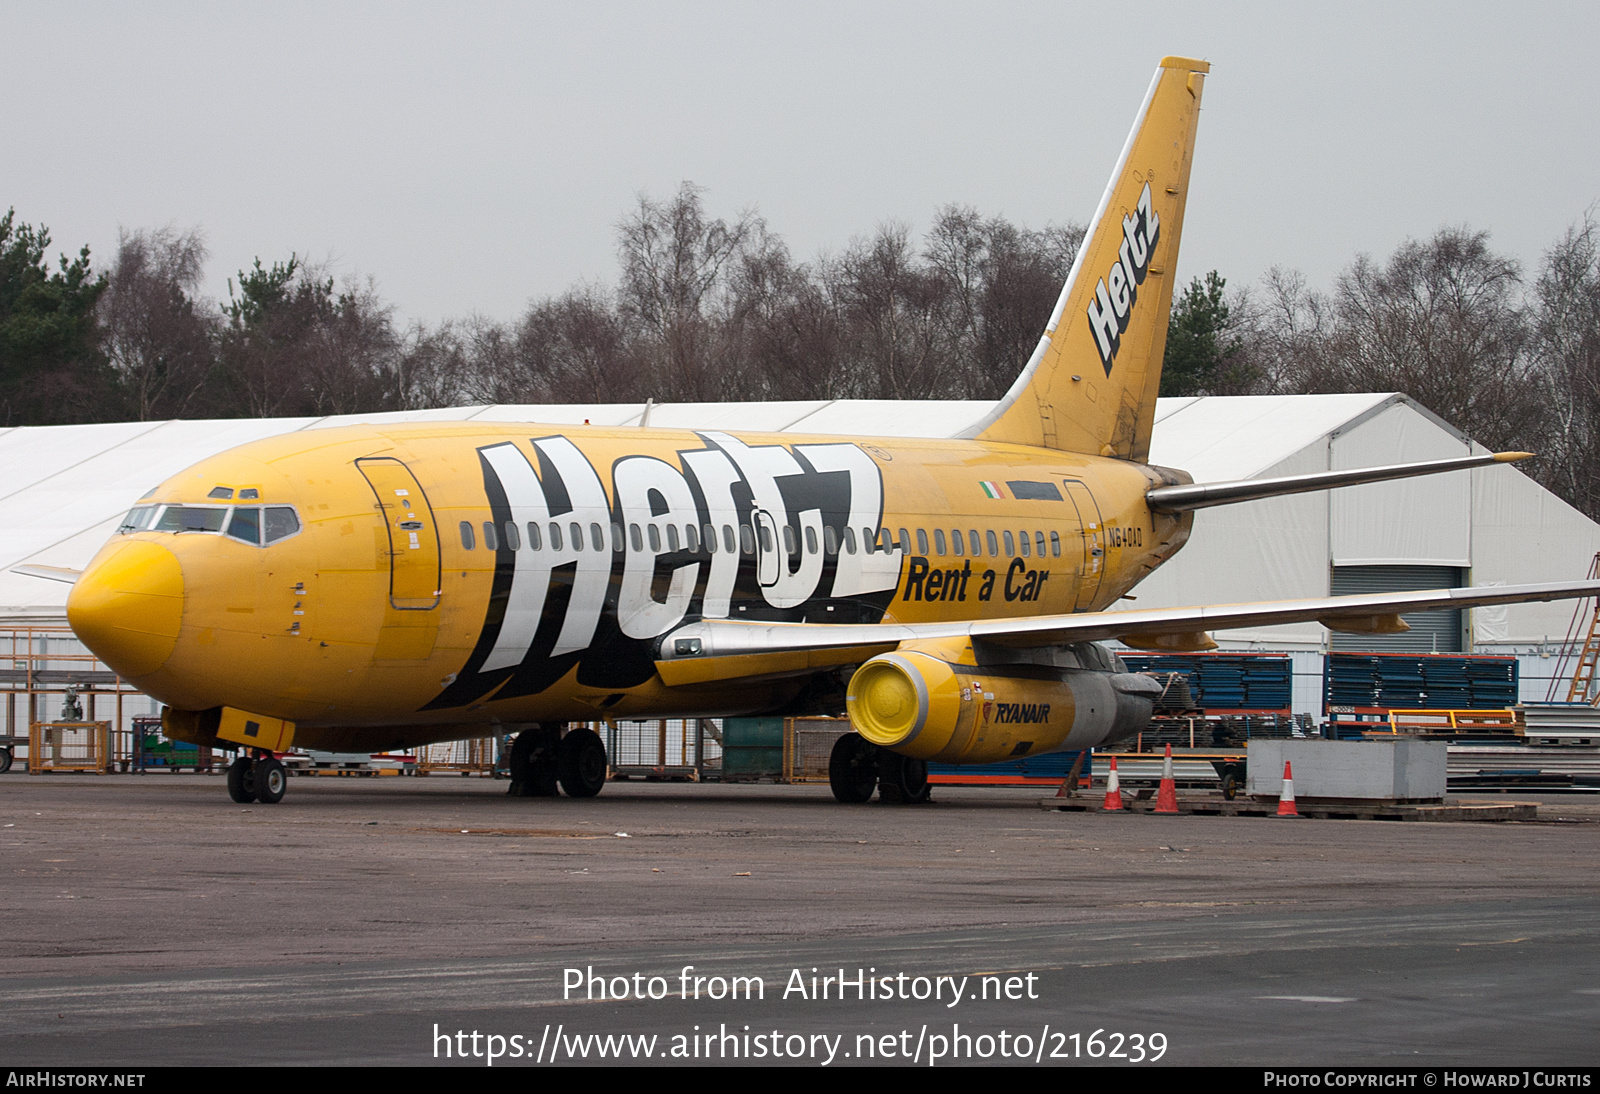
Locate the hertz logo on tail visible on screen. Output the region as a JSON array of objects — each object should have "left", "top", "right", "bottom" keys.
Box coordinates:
[{"left": 1084, "top": 182, "right": 1161, "bottom": 374}]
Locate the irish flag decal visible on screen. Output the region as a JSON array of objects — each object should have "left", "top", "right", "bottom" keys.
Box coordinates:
[{"left": 979, "top": 481, "right": 1006, "bottom": 499}]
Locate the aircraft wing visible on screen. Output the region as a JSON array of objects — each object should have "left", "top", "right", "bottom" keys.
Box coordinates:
[
  {"left": 11, "top": 564, "right": 83, "bottom": 584},
  {"left": 654, "top": 581, "right": 1600, "bottom": 684}
]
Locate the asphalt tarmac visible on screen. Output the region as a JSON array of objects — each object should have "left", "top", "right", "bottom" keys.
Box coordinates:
[{"left": 2, "top": 773, "right": 1597, "bottom": 1067}]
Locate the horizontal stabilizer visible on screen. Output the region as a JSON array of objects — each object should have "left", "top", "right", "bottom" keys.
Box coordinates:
[
  {"left": 1145, "top": 452, "right": 1531, "bottom": 513},
  {"left": 11, "top": 564, "right": 82, "bottom": 585},
  {"left": 656, "top": 580, "right": 1600, "bottom": 677}
]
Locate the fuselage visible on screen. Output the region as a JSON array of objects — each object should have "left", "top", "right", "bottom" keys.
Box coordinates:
[{"left": 66, "top": 422, "right": 1192, "bottom": 751}]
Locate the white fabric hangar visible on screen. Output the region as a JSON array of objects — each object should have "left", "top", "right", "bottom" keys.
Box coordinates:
[{"left": 1, "top": 394, "right": 1593, "bottom": 707}]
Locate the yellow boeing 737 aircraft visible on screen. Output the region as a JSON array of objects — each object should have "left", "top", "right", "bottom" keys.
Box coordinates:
[{"left": 51, "top": 58, "right": 1600, "bottom": 805}]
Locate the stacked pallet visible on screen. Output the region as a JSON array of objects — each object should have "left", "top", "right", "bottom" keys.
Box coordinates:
[
  {"left": 1120, "top": 654, "right": 1293, "bottom": 711},
  {"left": 1326, "top": 653, "right": 1518, "bottom": 710}
]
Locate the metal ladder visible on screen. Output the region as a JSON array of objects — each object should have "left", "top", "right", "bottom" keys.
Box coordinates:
[{"left": 1549, "top": 553, "right": 1600, "bottom": 704}]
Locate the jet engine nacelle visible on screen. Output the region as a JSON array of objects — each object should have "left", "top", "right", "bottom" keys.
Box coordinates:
[{"left": 844, "top": 637, "right": 1161, "bottom": 764}]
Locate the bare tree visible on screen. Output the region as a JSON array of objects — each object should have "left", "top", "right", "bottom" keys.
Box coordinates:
[
  {"left": 833, "top": 223, "right": 950, "bottom": 399},
  {"left": 98, "top": 226, "right": 215, "bottom": 419},
  {"left": 617, "top": 183, "right": 762, "bottom": 401},
  {"left": 1531, "top": 214, "right": 1600, "bottom": 518}
]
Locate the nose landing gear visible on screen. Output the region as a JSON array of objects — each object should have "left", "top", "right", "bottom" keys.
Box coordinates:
[{"left": 227, "top": 751, "right": 288, "bottom": 804}]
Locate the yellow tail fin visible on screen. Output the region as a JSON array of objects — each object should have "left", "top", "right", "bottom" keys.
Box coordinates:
[{"left": 965, "top": 57, "right": 1208, "bottom": 460}]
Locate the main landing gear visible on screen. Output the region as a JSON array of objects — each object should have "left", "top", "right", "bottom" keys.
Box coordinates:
[
  {"left": 227, "top": 751, "right": 288, "bottom": 804},
  {"left": 508, "top": 724, "right": 607, "bottom": 799},
  {"left": 828, "top": 732, "right": 931, "bottom": 805}
]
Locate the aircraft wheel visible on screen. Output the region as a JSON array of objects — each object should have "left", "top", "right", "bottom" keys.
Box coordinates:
[
  {"left": 508, "top": 726, "right": 560, "bottom": 797},
  {"left": 557, "top": 728, "right": 607, "bottom": 798},
  {"left": 226, "top": 756, "right": 257, "bottom": 803},
  {"left": 254, "top": 757, "right": 288, "bottom": 804},
  {"left": 828, "top": 733, "right": 878, "bottom": 803},
  {"left": 0, "top": 747, "right": 11, "bottom": 774},
  {"left": 877, "top": 751, "right": 931, "bottom": 805}
]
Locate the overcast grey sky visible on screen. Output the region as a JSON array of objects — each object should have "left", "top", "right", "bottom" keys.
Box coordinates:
[{"left": 6, "top": 2, "right": 1597, "bottom": 327}]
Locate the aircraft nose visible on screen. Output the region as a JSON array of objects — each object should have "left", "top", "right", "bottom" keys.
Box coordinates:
[{"left": 67, "top": 540, "right": 185, "bottom": 678}]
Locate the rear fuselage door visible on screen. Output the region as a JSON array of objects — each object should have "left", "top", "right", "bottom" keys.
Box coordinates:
[
  {"left": 357, "top": 457, "right": 442, "bottom": 610},
  {"left": 1061, "top": 479, "right": 1104, "bottom": 611}
]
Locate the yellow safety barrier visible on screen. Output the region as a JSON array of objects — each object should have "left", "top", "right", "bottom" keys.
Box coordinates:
[{"left": 1382, "top": 709, "right": 1520, "bottom": 736}]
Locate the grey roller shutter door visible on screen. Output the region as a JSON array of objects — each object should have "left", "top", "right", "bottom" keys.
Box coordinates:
[{"left": 1329, "top": 565, "right": 1464, "bottom": 653}]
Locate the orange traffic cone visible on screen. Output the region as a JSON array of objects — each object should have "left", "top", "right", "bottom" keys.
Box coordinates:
[
  {"left": 1276, "top": 760, "right": 1301, "bottom": 817},
  {"left": 1154, "top": 743, "right": 1180, "bottom": 814},
  {"left": 1101, "top": 755, "right": 1125, "bottom": 811}
]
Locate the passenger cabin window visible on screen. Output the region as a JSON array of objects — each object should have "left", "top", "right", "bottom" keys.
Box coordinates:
[
  {"left": 549, "top": 522, "right": 564, "bottom": 551},
  {"left": 916, "top": 529, "right": 929, "bottom": 555},
  {"left": 824, "top": 526, "right": 839, "bottom": 556},
  {"left": 459, "top": 522, "right": 475, "bottom": 550},
  {"left": 740, "top": 524, "right": 755, "bottom": 555},
  {"left": 949, "top": 529, "right": 963, "bottom": 556},
  {"left": 595, "top": 523, "right": 609, "bottom": 552},
  {"left": 570, "top": 521, "right": 584, "bottom": 551},
  {"left": 648, "top": 524, "right": 662, "bottom": 552},
  {"left": 527, "top": 522, "right": 542, "bottom": 551},
  {"left": 968, "top": 530, "right": 981, "bottom": 556},
  {"left": 667, "top": 524, "right": 681, "bottom": 552},
  {"left": 805, "top": 526, "right": 818, "bottom": 555},
  {"left": 481, "top": 522, "right": 498, "bottom": 551},
  {"left": 612, "top": 524, "right": 625, "bottom": 552},
  {"left": 1036, "top": 531, "right": 1047, "bottom": 557},
  {"left": 842, "top": 526, "right": 857, "bottom": 555},
  {"left": 1003, "top": 530, "right": 1015, "bottom": 556},
  {"left": 722, "top": 525, "right": 736, "bottom": 554},
  {"left": 503, "top": 522, "right": 521, "bottom": 551},
  {"left": 934, "top": 529, "right": 947, "bottom": 556},
  {"left": 1050, "top": 530, "right": 1061, "bottom": 557},
  {"left": 986, "top": 530, "right": 999, "bottom": 557},
  {"left": 1018, "top": 530, "right": 1030, "bottom": 557}
]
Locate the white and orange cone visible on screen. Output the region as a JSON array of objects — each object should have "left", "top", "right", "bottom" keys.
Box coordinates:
[
  {"left": 1101, "top": 755, "right": 1125, "bottom": 811},
  {"left": 1154, "top": 742, "right": 1180, "bottom": 814},
  {"left": 1276, "top": 760, "right": 1301, "bottom": 818}
]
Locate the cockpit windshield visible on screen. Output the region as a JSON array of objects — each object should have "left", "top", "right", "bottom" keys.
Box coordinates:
[
  {"left": 154, "top": 506, "right": 227, "bottom": 533},
  {"left": 119, "top": 503, "right": 301, "bottom": 546}
]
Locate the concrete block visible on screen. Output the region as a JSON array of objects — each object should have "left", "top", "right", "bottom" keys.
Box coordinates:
[{"left": 1246, "top": 739, "right": 1447, "bottom": 802}]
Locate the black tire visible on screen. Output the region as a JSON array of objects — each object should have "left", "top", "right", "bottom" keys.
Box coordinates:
[
  {"left": 557, "top": 728, "right": 607, "bottom": 798},
  {"left": 508, "top": 726, "right": 561, "bottom": 797},
  {"left": 254, "top": 757, "right": 287, "bottom": 804},
  {"left": 878, "top": 751, "right": 931, "bottom": 804},
  {"left": 828, "top": 733, "right": 878, "bottom": 803},
  {"left": 1221, "top": 774, "right": 1239, "bottom": 801},
  {"left": 226, "top": 756, "right": 257, "bottom": 803},
  {"left": 0, "top": 747, "right": 11, "bottom": 774}
]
